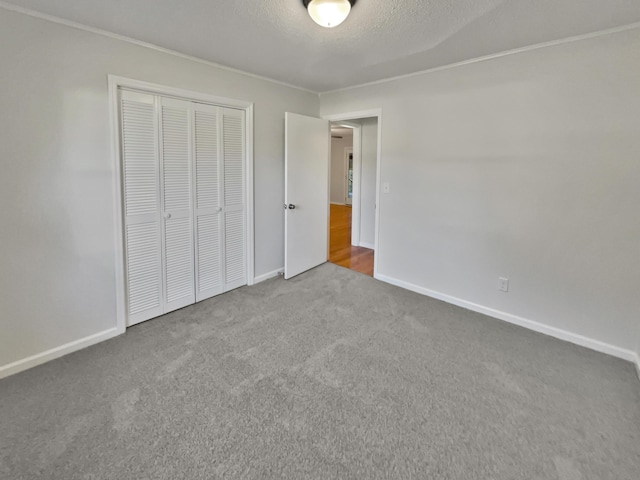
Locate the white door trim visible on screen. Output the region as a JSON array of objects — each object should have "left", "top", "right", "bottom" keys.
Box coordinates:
[
  {"left": 108, "top": 75, "right": 255, "bottom": 332},
  {"left": 331, "top": 121, "right": 361, "bottom": 244},
  {"left": 323, "top": 109, "right": 382, "bottom": 276},
  {"left": 348, "top": 126, "right": 362, "bottom": 247}
]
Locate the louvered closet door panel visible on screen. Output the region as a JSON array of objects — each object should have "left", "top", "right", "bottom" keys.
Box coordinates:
[
  {"left": 196, "top": 213, "right": 222, "bottom": 300},
  {"left": 223, "top": 109, "right": 244, "bottom": 207},
  {"left": 162, "top": 101, "right": 192, "bottom": 212},
  {"left": 164, "top": 216, "right": 193, "bottom": 303},
  {"left": 125, "top": 222, "right": 162, "bottom": 319},
  {"left": 195, "top": 108, "right": 220, "bottom": 211},
  {"left": 224, "top": 209, "right": 245, "bottom": 288},
  {"left": 120, "top": 90, "right": 163, "bottom": 325},
  {"left": 222, "top": 108, "right": 246, "bottom": 290},
  {"left": 160, "top": 97, "right": 195, "bottom": 312},
  {"left": 193, "top": 104, "right": 223, "bottom": 301}
]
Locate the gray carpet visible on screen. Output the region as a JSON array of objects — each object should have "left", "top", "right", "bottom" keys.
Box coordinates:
[{"left": 1, "top": 263, "right": 639, "bottom": 479}]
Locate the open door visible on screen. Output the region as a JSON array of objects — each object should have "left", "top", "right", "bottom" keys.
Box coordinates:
[{"left": 284, "top": 112, "right": 330, "bottom": 279}]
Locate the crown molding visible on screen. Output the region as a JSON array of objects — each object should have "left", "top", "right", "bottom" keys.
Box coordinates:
[
  {"left": 0, "top": 1, "right": 318, "bottom": 95},
  {"left": 320, "top": 21, "right": 640, "bottom": 95}
]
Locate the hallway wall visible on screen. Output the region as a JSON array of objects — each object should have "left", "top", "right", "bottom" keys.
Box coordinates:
[
  {"left": 359, "top": 118, "right": 378, "bottom": 249},
  {"left": 330, "top": 135, "right": 352, "bottom": 204}
]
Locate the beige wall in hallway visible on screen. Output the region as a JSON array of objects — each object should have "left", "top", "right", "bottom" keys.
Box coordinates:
[{"left": 330, "top": 135, "right": 352, "bottom": 204}]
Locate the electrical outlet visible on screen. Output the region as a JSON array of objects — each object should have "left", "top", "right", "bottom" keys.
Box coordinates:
[{"left": 498, "top": 277, "right": 509, "bottom": 292}]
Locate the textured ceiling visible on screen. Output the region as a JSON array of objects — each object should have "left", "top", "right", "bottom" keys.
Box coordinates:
[{"left": 4, "top": 0, "right": 640, "bottom": 92}]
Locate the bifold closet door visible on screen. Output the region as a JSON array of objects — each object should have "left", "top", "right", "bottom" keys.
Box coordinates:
[
  {"left": 193, "top": 103, "right": 223, "bottom": 301},
  {"left": 193, "top": 105, "right": 246, "bottom": 300},
  {"left": 159, "top": 97, "right": 196, "bottom": 313},
  {"left": 221, "top": 107, "right": 247, "bottom": 291},
  {"left": 120, "top": 90, "right": 163, "bottom": 325},
  {"left": 121, "top": 89, "right": 246, "bottom": 326},
  {"left": 121, "top": 92, "right": 196, "bottom": 325}
]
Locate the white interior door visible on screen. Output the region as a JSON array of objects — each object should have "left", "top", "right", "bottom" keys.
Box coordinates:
[
  {"left": 120, "top": 87, "right": 248, "bottom": 326},
  {"left": 193, "top": 103, "right": 224, "bottom": 302},
  {"left": 120, "top": 90, "right": 163, "bottom": 326},
  {"left": 159, "top": 97, "right": 196, "bottom": 313},
  {"left": 192, "top": 104, "right": 247, "bottom": 300},
  {"left": 221, "top": 107, "right": 247, "bottom": 291},
  {"left": 284, "top": 112, "right": 330, "bottom": 279}
]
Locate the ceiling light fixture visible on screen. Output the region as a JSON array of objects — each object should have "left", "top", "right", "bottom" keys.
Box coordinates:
[{"left": 303, "top": 0, "right": 356, "bottom": 28}]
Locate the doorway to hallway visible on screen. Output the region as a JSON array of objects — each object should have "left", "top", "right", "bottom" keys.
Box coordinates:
[
  {"left": 327, "top": 117, "right": 378, "bottom": 277},
  {"left": 329, "top": 204, "right": 374, "bottom": 276},
  {"left": 283, "top": 109, "right": 381, "bottom": 280}
]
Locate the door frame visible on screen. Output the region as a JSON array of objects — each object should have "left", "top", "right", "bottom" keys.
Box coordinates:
[
  {"left": 108, "top": 75, "right": 255, "bottom": 333},
  {"left": 323, "top": 109, "right": 382, "bottom": 277},
  {"left": 329, "top": 122, "right": 361, "bottom": 244}
]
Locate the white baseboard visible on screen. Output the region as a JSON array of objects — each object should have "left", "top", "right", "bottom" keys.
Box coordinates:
[
  {"left": 330, "top": 202, "right": 346, "bottom": 205},
  {"left": 375, "top": 273, "right": 636, "bottom": 363},
  {"left": 254, "top": 268, "right": 284, "bottom": 284},
  {"left": 0, "top": 326, "right": 123, "bottom": 380},
  {"left": 359, "top": 242, "right": 375, "bottom": 250}
]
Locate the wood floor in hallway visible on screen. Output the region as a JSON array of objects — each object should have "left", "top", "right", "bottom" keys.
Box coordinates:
[{"left": 329, "top": 204, "right": 374, "bottom": 277}]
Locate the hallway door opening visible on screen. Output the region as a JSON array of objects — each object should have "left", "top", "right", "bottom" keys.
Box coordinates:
[{"left": 327, "top": 117, "right": 378, "bottom": 277}]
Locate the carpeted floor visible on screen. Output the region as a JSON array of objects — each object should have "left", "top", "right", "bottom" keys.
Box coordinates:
[{"left": 1, "top": 263, "right": 639, "bottom": 479}]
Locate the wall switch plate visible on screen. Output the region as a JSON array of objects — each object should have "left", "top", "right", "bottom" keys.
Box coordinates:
[
  {"left": 498, "top": 277, "right": 509, "bottom": 292},
  {"left": 383, "top": 182, "right": 390, "bottom": 193}
]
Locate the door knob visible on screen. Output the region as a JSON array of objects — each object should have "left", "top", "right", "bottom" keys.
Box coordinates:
[
  {"left": 288, "top": 204, "right": 296, "bottom": 210},
  {"left": 164, "top": 212, "right": 172, "bottom": 219}
]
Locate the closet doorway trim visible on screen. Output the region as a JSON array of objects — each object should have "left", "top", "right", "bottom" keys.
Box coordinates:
[{"left": 108, "top": 75, "right": 255, "bottom": 333}]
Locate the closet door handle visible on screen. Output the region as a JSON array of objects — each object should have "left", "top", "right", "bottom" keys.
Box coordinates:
[{"left": 164, "top": 212, "right": 172, "bottom": 220}]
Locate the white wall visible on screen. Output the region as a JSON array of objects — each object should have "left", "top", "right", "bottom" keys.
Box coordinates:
[
  {"left": 330, "top": 135, "right": 352, "bottom": 204},
  {"left": 320, "top": 27, "right": 640, "bottom": 357},
  {"left": 359, "top": 118, "right": 378, "bottom": 248},
  {"left": 0, "top": 8, "right": 318, "bottom": 373}
]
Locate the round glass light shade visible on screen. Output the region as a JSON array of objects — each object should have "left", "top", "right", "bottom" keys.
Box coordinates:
[{"left": 307, "top": 0, "right": 351, "bottom": 28}]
